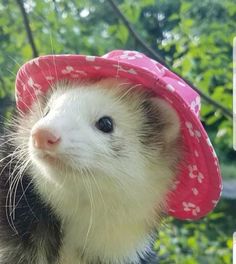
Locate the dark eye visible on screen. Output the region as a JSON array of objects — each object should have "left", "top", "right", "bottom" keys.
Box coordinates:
[
  {"left": 43, "top": 106, "right": 50, "bottom": 117},
  {"left": 96, "top": 116, "right": 114, "bottom": 133}
]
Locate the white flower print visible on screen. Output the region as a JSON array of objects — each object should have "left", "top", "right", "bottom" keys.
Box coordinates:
[
  {"left": 120, "top": 51, "right": 143, "bottom": 60},
  {"left": 212, "top": 200, "right": 218, "bottom": 206},
  {"left": 15, "top": 91, "right": 22, "bottom": 102},
  {"left": 177, "top": 81, "right": 186, "bottom": 87},
  {"left": 75, "top": 70, "right": 87, "bottom": 75},
  {"left": 185, "top": 121, "right": 201, "bottom": 141},
  {"left": 113, "top": 64, "right": 137, "bottom": 75},
  {"left": 192, "top": 207, "right": 200, "bottom": 216},
  {"left": 154, "top": 63, "right": 165, "bottom": 74},
  {"left": 171, "top": 180, "right": 180, "bottom": 190},
  {"left": 27, "top": 77, "right": 41, "bottom": 90},
  {"left": 34, "top": 89, "right": 43, "bottom": 96},
  {"left": 188, "top": 164, "right": 204, "bottom": 183},
  {"left": 219, "top": 188, "right": 223, "bottom": 197},
  {"left": 150, "top": 59, "right": 157, "bottom": 64},
  {"left": 46, "top": 76, "right": 54, "bottom": 81},
  {"left": 182, "top": 202, "right": 200, "bottom": 216},
  {"left": 70, "top": 74, "right": 79, "bottom": 78},
  {"left": 29, "top": 57, "right": 40, "bottom": 66},
  {"left": 101, "top": 53, "right": 109, "bottom": 58},
  {"left": 85, "top": 55, "right": 96, "bottom": 62},
  {"left": 166, "top": 84, "right": 175, "bottom": 92},
  {"left": 206, "top": 138, "right": 217, "bottom": 158},
  {"left": 192, "top": 188, "right": 199, "bottom": 196},
  {"left": 62, "top": 66, "right": 74, "bottom": 74},
  {"left": 62, "top": 66, "right": 87, "bottom": 77},
  {"left": 190, "top": 96, "right": 201, "bottom": 115}
]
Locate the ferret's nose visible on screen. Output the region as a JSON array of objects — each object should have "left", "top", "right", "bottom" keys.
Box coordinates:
[{"left": 31, "top": 129, "right": 61, "bottom": 150}]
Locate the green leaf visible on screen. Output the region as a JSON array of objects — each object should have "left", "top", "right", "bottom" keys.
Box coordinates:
[{"left": 116, "top": 23, "right": 129, "bottom": 44}]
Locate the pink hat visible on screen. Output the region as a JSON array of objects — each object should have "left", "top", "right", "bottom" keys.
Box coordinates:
[{"left": 15, "top": 50, "right": 222, "bottom": 220}]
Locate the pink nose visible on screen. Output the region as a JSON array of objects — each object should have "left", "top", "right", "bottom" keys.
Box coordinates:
[{"left": 32, "top": 129, "right": 61, "bottom": 150}]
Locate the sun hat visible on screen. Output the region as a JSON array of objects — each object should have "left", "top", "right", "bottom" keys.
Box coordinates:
[{"left": 15, "top": 50, "right": 222, "bottom": 220}]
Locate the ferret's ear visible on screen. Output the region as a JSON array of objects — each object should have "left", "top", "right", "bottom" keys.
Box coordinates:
[{"left": 143, "top": 97, "right": 181, "bottom": 144}]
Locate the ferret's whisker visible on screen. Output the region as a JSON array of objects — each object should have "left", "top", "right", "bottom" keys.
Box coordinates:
[
  {"left": 86, "top": 167, "right": 109, "bottom": 246},
  {"left": 115, "top": 83, "right": 143, "bottom": 103},
  {"left": 0, "top": 146, "right": 27, "bottom": 175},
  {"left": 81, "top": 172, "right": 94, "bottom": 256},
  {"left": 19, "top": 174, "right": 39, "bottom": 221},
  {"left": 8, "top": 155, "right": 30, "bottom": 218},
  {"left": 11, "top": 163, "right": 32, "bottom": 217},
  {"left": 5, "top": 155, "right": 29, "bottom": 234}
]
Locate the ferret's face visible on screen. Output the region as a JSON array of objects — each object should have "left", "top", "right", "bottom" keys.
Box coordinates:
[
  {"left": 29, "top": 80, "right": 148, "bottom": 179},
  {"left": 17, "top": 79, "right": 181, "bottom": 191}
]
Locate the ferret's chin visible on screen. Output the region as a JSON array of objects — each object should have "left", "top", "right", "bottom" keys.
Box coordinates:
[
  {"left": 30, "top": 149, "right": 62, "bottom": 168},
  {"left": 41, "top": 154, "right": 61, "bottom": 165}
]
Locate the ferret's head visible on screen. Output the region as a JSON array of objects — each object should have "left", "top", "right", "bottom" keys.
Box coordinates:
[{"left": 16, "top": 78, "right": 181, "bottom": 213}]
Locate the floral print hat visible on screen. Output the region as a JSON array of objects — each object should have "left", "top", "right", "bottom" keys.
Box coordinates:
[{"left": 15, "top": 50, "right": 222, "bottom": 220}]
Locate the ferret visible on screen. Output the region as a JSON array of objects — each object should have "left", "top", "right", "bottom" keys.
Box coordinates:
[{"left": 0, "top": 78, "right": 181, "bottom": 264}]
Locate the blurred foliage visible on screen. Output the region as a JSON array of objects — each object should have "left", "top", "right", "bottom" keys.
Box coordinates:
[
  {"left": 0, "top": 0, "right": 235, "bottom": 263},
  {"left": 155, "top": 199, "right": 235, "bottom": 264}
]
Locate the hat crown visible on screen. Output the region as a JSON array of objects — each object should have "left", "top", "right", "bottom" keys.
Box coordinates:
[{"left": 102, "top": 50, "right": 201, "bottom": 117}]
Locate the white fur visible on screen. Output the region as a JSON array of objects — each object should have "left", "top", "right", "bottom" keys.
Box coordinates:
[{"left": 24, "top": 80, "right": 179, "bottom": 264}]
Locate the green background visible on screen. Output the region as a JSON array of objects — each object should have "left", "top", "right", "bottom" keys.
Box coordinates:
[{"left": 0, "top": 0, "right": 235, "bottom": 263}]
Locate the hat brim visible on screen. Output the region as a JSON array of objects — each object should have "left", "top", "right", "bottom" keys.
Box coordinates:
[{"left": 15, "top": 54, "right": 222, "bottom": 220}]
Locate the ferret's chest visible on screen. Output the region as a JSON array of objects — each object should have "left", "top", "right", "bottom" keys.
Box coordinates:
[
  {"left": 37, "top": 177, "right": 154, "bottom": 264},
  {"left": 59, "top": 213, "right": 151, "bottom": 264},
  {"left": 58, "top": 192, "right": 151, "bottom": 264}
]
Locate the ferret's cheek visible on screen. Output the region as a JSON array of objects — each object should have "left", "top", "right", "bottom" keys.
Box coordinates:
[
  {"left": 28, "top": 140, "right": 44, "bottom": 166},
  {"left": 28, "top": 135, "right": 38, "bottom": 158}
]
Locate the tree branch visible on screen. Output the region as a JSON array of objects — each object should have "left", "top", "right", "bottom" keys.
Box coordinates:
[
  {"left": 52, "top": 0, "right": 59, "bottom": 17},
  {"left": 107, "top": 0, "right": 167, "bottom": 66},
  {"left": 16, "top": 0, "right": 39, "bottom": 58},
  {"left": 107, "top": 0, "right": 232, "bottom": 120},
  {"left": 0, "top": 76, "right": 6, "bottom": 93}
]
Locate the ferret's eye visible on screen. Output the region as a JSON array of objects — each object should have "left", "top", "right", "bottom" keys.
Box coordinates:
[
  {"left": 96, "top": 116, "right": 113, "bottom": 133},
  {"left": 43, "top": 106, "right": 50, "bottom": 117}
]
